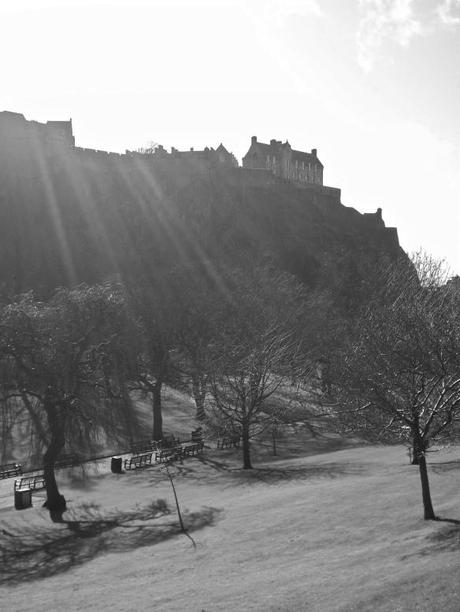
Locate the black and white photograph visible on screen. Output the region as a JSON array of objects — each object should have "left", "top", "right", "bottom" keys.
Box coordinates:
[{"left": 0, "top": 1, "right": 459, "bottom": 610}]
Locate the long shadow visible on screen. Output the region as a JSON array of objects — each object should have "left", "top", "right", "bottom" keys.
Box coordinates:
[
  {"left": 229, "top": 462, "right": 365, "bottom": 485},
  {"left": 0, "top": 501, "right": 221, "bottom": 586},
  {"left": 429, "top": 460, "right": 460, "bottom": 474},
  {"left": 434, "top": 516, "right": 460, "bottom": 525},
  {"left": 195, "top": 456, "right": 234, "bottom": 472},
  {"left": 403, "top": 517, "right": 460, "bottom": 560},
  {"left": 427, "top": 520, "right": 460, "bottom": 553}
]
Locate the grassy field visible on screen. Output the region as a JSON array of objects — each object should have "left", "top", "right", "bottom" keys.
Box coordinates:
[{"left": 1, "top": 403, "right": 460, "bottom": 611}]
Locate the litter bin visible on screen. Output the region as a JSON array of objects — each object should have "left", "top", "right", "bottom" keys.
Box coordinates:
[
  {"left": 14, "top": 488, "right": 32, "bottom": 510},
  {"left": 111, "top": 457, "right": 123, "bottom": 474}
]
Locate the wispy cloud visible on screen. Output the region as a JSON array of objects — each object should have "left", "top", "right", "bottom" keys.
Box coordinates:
[
  {"left": 437, "top": 0, "right": 460, "bottom": 25},
  {"left": 357, "top": 0, "right": 423, "bottom": 72},
  {"left": 357, "top": 0, "right": 460, "bottom": 72}
]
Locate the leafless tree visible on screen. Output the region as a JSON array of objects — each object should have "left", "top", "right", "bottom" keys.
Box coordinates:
[
  {"left": 0, "top": 283, "right": 134, "bottom": 513},
  {"left": 206, "top": 265, "right": 310, "bottom": 468},
  {"left": 209, "top": 326, "right": 300, "bottom": 468},
  {"left": 331, "top": 253, "right": 460, "bottom": 520}
]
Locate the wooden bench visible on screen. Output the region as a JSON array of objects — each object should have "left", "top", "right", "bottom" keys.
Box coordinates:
[
  {"left": 191, "top": 428, "right": 204, "bottom": 444},
  {"left": 130, "top": 440, "right": 158, "bottom": 455},
  {"left": 181, "top": 441, "right": 204, "bottom": 457},
  {"left": 0, "top": 463, "right": 23, "bottom": 479},
  {"left": 14, "top": 474, "right": 45, "bottom": 492},
  {"left": 154, "top": 447, "right": 183, "bottom": 464},
  {"left": 217, "top": 435, "right": 240, "bottom": 450},
  {"left": 124, "top": 452, "right": 154, "bottom": 471},
  {"left": 129, "top": 436, "right": 179, "bottom": 454}
]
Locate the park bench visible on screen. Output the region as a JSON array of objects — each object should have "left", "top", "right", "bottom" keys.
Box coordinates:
[
  {"left": 0, "top": 462, "right": 23, "bottom": 479},
  {"left": 154, "top": 447, "right": 183, "bottom": 464},
  {"left": 216, "top": 435, "right": 240, "bottom": 450},
  {"left": 181, "top": 441, "right": 204, "bottom": 457},
  {"left": 130, "top": 439, "right": 158, "bottom": 454},
  {"left": 14, "top": 474, "right": 45, "bottom": 492},
  {"left": 129, "top": 436, "right": 179, "bottom": 454},
  {"left": 124, "top": 452, "right": 154, "bottom": 470},
  {"left": 191, "top": 428, "right": 204, "bottom": 444}
]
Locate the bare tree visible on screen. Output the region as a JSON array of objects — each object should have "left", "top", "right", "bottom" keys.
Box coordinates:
[
  {"left": 207, "top": 265, "right": 309, "bottom": 468},
  {"left": 0, "top": 283, "right": 134, "bottom": 513},
  {"left": 209, "top": 326, "right": 300, "bottom": 468},
  {"left": 331, "top": 254, "right": 460, "bottom": 520},
  {"left": 124, "top": 277, "right": 180, "bottom": 441}
]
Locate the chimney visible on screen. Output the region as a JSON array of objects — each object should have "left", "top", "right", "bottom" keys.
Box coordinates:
[
  {"left": 251, "top": 136, "right": 257, "bottom": 145},
  {"left": 311, "top": 148, "right": 317, "bottom": 157}
]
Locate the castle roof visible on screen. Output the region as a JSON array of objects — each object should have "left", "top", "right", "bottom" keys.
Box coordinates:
[
  {"left": 243, "top": 137, "right": 323, "bottom": 167},
  {"left": 290, "top": 148, "right": 323, "bottom": 167}
]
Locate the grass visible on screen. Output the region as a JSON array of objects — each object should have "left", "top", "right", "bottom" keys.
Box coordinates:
[{"left": 1, "top": 441, "right": 460, "bottom": 611}]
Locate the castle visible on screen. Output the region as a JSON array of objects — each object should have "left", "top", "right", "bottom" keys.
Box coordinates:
[
  {"left": 0, "top": 110, "right": 401, "bottom": 293},
  {"left": 0, "top": 111, "right": 326, "bottom": 187},
  {"left": 0, "top": 111, "right": 75, "bottom": 152},
  {"left": 242, "top": 136, "right": 323, "bottom": 186}
]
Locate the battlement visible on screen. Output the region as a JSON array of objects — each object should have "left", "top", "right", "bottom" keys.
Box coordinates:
[
  {"left": 0, "top": 112, "right": 397, "bottom": 254},
  {"left": 0, "top": 111, "right": 75, "bottom": 149}
]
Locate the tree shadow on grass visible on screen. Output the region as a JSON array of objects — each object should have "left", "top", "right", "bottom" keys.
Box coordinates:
[
  {"left": 425, "top": 520, "right": 460, "bottom": 553},
  {"left": 429, "top": 460, "right": 460, "bottom": 474},
  {"left": 403, "top": 517, "right": 460, "bottom": 559},
  {"left": 229, "top": 462, "right": 364, "bottom": 485},
  {"left": 0, "top": 501, "right": 221, "bottom": 586},
  {"left": 195, "top": 456, "right": 235, "bottom": 472}
]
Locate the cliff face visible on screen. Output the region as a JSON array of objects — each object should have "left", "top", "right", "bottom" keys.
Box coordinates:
[{"left": 0, "top": 128, "right": 404, "bottom": 295}]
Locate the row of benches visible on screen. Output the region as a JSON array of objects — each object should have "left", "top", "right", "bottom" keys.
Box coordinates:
[
  {"left": 124, "top": 442, "right": 204, "bottom": 471},
  {"left": 7, "top": 431, "right": 237, "bottom": 492},
  {"left": 129, "top": 435, "right": 181, "bottom": 455}
]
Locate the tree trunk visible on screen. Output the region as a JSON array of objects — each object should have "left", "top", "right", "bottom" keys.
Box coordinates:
[
  {"left": 192, "top": 374, "right": 207, "bottom": 421},
  {"left": 418, "top": 453, "right": 436, "bottom": 520},
  {"left": 152, "top": 382, "right": 163, "bottom": 441},
  {"left": 43, "top": 392, "right": 67, "bottom": 515},
  {"left": 411, "top": 436, "right": 421, "bottom": 465},
  {"left": 241, "top": 421, "right": 252, "bottom": 469}
]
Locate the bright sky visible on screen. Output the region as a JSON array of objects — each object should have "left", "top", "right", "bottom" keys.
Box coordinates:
[{"left": 1, "top": 0, "right": 459, "bottom": 274}]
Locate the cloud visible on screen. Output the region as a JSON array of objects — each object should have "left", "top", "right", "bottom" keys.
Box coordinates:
[
  {"left": 357, "top": 0, "right": 424, "bottom": 72},
  {"left": 437, "top": 0, "right": 460, "bottom": 25}
]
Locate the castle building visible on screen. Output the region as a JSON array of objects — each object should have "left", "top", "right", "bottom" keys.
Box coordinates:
[
  {"left": 242, "top": 136, "right": 323, "bottom": 185},
  {"left": 0, "top": 111, "right": 75, "bottom": 152},
  {"left": 170, "top": 143, "right": 238, "bottom": 168}
]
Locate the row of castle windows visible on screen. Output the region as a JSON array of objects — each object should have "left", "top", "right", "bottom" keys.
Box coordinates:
[{"left": 265, "top": 155, "right": 321, "bottom": 183}]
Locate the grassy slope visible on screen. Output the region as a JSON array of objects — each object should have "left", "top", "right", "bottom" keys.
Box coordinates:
[{"left": 1, "top": 404, "right": 460, "bottom": 611}]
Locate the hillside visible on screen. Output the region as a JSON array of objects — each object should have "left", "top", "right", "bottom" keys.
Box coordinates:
[
  {"left": 1, "top": 443, "right": 460, "bottom": 611},
  {"left": 0, "top": 116, "right": 404, "bottom": 294}
]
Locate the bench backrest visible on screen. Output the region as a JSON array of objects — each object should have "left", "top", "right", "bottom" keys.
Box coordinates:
[
  {"left": 0, "top": 463, "right": 22, "bottom": 478},
  {"left": 14, "top": 475, "right": 45, "bottom": 491}
]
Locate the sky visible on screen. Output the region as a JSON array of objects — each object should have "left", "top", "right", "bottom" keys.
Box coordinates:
[{"left": 1, "top": 0, "right": 459, "bottom": 274}]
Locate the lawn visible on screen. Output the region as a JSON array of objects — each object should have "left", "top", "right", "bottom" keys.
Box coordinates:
[{"left": 1, "top": 438, "right": 460, "bottom": 611}]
